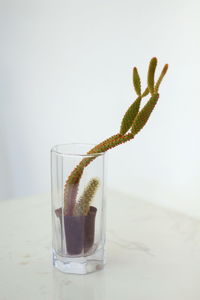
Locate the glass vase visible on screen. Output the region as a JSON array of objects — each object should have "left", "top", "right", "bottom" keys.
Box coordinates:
[{"left": 51, "top": 144, "right": 106, "bottom": 274}]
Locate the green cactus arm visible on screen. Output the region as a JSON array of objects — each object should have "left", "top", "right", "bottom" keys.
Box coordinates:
[
  {"left": 73, "top": 178, "right": 100, "bottom": 216},
  {"left": 119, "top": 83, "right": 152, "bottom": 136},
  {"left": 131, "top": 93, "right": 159, "bottom": 135},
  {"left": 155, "top": 64, "right": 169, "bottom": 93},
  {"left": 133, "top": 67, "right": 141, "bottom": 96},
  {"left": 120, "top": 96, "right": 142, "bottom": 135},
  {"left": 148, "top": 57, "right": 157, "bottom": 95},
  {"left": 120, "top": 66, "right": 150, "bottom": 135}
]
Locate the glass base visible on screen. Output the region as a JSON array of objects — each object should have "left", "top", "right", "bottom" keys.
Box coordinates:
[{"left": 53, "top": 247, "right": 105, "bottom": 275}]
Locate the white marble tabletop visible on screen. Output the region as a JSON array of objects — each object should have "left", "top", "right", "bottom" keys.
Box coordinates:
[{"left": 0, "top": 190, "right": 200, "bottom": 300}]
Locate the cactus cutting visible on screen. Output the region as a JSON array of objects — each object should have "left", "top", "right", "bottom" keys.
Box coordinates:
[{"left": 63, "top": 57, "right": 168, "bottom": 217}]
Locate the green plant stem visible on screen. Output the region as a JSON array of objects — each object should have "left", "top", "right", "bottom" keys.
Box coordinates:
[
  {"left": 73, "top": 178, "right": 100, "bottom": 216},
  {"left": 63, "top": 133, "right": 134, "bottom": 215}
]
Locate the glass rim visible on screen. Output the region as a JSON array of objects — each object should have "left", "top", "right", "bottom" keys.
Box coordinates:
[{"left": 51, "top": 143, "right": 105, "bottom": 157}]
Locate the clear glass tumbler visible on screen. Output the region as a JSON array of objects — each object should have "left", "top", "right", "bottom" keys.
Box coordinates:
[{"left": 51, "top": 144, "right": 106, "bottom": 274}]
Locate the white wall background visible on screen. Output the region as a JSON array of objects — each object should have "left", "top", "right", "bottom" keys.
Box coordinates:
[{"left": 0, "top": 0, "right": 200, "bottom": 217}]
